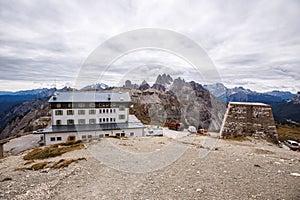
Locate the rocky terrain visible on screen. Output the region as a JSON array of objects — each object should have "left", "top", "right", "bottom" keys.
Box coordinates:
[
  {"left": 123, "top": 74, "right": 226, "bottom": 130},
  {"left": 0, "top": 98, "right": 51, "bottom": 140},
  {"left": 0, "top": 132, "right": 299, "bottom": 200}
]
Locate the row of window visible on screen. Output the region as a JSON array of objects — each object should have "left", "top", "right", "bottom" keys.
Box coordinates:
[
  {"left": 49, "top": 132, "right": 135, "bottom": 142},
  {"left": 81, "top": 132, "right": 134, "bottom": 139},
  {"left": 55, "top": 108, "right": 121, "bottom": 116},
  {"left": 54, "top": 103, "right": 118, "bottom": 109},
  {"left": 55, "top": 115, "right": 125, "bottom": 125},
  {"left": 50, "top": 136, "right": 62, "bottom": 141}
]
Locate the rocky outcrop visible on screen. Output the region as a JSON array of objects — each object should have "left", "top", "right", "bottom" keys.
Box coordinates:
[
  {"left": 139, "top": 80, "right": 150, "bottom": 90},
  {"left": 288, "top": 92, "right": 300, "bottom": 104},
  {"left": 0, "top": 98, "right": 51, "bottom": 140},
  {"left": 127, "top": 75, "right": 226, "bottom": 131}
]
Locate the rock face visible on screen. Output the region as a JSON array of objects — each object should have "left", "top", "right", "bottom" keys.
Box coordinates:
[
  {"left": 288, "top": 91, "right": 300, "bottom": 104},
  {"left": 127, "top": 75, "right": 226, "bottom": 131},
  {"left": 0, "top": 98, "right": 51, "bottom": 140},
  {"left": 220, "top": 102, "right": 278, "bottom": 143}
]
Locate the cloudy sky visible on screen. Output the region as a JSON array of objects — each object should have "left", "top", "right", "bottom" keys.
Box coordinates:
[{"left": 0, "top": 0, "right": 299, "bottom": 92}]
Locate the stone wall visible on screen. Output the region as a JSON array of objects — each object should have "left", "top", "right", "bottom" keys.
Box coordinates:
[{"left": 220, "top": 102, "right": 278, "bottom": 143}]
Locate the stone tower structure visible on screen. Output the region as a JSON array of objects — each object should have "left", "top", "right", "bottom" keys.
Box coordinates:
[{"left": 220, "top": 102, "right": 278, "bottom": 143}]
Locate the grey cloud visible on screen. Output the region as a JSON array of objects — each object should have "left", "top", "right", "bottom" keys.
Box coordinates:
[{"left": 0, "top": 0, "right": 299, "bottom": 92}]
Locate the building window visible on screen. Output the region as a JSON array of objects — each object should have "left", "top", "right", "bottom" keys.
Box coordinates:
[
  {"left": 89, "top": 119, "right": 96, "bottom": 124},
  {"left": 55, "top": 110, "right": 63, "bottom": 115},
  {"left": 99, "top": 134, "right": 103, "bottom": 138},
  {"left": 78, "top": 103, "right": 85, "bottom": 108},
  {"left": 110, "top": 118, "right": 113, "bottom": 122},
  {"left": 103, "top": 118, "right": 106, "bottom": 122},
  {"left": 130, "top": 132, "right": 134, "bottom": 136},
  {"left": 99, "top": 109, "right": 102, "bottom": 114},
  {"left": 105, "top": 134, "right": 109, "bottom": 137},
  {"left": 119, "top": 106, "right": 125, "bottom": 111},
  {"left": 56, "top": 120, "right": 62, "bottom": 125},
  {"left": 50, "top": 137, "right": 55, "bottom": 141},
  {"left": 106, "top": 118, "right": 109, "bottom": 123},
  {"left": 99, "top": 118, "right": 102, "bottom": 123},
  {"left": 89, "top": 103, "right": 95, "bottom": 108},
  {"left": 119, "top": 114, "right": 125, "bottom": 120},
  {"left": 89, "top": 109, "right": 96, "bottom": 115},
  {"left": 113, "top": 109, "right": 116, "bottom": 113},
  {"left": 88, "top": 135, "right": 92, "bottom": 139},
  {"left": 67, "top": 103, "right": 72, "bottom": 108},
  {"left": 113, "top": 118, "right": 116, "bottom": 122},
  {"left": 56, "top": 103, "right": 61, "bottom": 108},
  {"left": 103, "top": 109, "right": 106, "bottom": 113},
  {"left": 110, "top": 109, "right": 113, "bottom": 113},
  {"left": 67, "top": 119, "right": 74, "bottom": 125},
  {"left": 67, "top": 110, "right": 74, "bottom": 115},
  {"left": 78, "top": 119, "right": 85, "bottom": 124},
  {"left": 78, "top": 110, "right": 85, "bottom": 115},
  {"left": 82, "top": 135, "right": 86, "bottom": 140},
  {"left": 57, "top": 137, "right": 62, "bottom": 141}
]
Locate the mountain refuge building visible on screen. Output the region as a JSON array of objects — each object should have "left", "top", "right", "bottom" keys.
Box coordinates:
[{"left": 36, "top": 91, "right": 145, "bottom": 145}]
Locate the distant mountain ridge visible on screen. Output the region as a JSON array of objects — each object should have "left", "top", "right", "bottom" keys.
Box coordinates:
[
  {"left": 203, "top": 83, "right": 294, "bottom": 104},
  {"left": 203, "top": 83, "right": 299, "bottom": 124}
]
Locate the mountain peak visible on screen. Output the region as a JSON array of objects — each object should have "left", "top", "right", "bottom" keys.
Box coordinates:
[
  {"left": 155, "top": 73, "right": 173, "bottom": 86},
  {"left": 81, "top": 83, "right": 109, "bottom": 91}
]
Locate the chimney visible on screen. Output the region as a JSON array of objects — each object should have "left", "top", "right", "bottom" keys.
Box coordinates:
[{"left": 53, "top": 93, "right": 57, "bottom": 100}]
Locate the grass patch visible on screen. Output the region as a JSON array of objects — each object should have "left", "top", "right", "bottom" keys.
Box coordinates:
[
  {"left": 119, "top": 143, "right": 133, "bottom": 146},
  {"left": 254, "top": 148, "right": 274, "bottom": 155},
  {"left": 23, "top": 141, "right": 84, "bottom": 160},
  {"left": 277, "top": 124, "right": 300, "bottom": 142},
  {"left": 51, "top": 158, "right": 86, "bottom": 169},
  {"left": 15, "top": 161, "right": 49, "bottom": 171},
  {"left": 24, "top": 160, "right": 35, "bottom": 165},
  {"left": 1, "top": 177, "right": 12, "bottom": 182},
  {"left": 224, "top": 136, "right": 249, "bottom": 142}
]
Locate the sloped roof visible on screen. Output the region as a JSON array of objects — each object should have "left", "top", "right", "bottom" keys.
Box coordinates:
[{"left": 49, "top": 91, "right": 131, "bottom": 103}]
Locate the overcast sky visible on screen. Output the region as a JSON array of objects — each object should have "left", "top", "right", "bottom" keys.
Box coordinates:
[{"left": 0, "top": 0, "right": 299, "bottom": 92}]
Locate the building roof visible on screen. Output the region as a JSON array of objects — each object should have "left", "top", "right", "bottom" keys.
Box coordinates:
[
  {"left": 48, "top": 91, "right": 131, "bottom": 103},
  {"left": 38, "top": 115, "right": 144, "bottom": 134},
  {"left": 229, "top": 102, "right": 270, "bottom": 107}
]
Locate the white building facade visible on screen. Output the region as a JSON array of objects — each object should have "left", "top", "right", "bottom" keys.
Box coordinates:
[{"left": 38, "top": 91, "right": 144, "bottom": 145}]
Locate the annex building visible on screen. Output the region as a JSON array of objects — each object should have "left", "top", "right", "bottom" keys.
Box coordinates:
[{"left": 37, "top": 91, "right": 144, "bottom": 145}]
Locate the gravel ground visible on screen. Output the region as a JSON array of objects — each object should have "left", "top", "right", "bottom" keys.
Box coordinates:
[{"left": 0, "top": 134, "right": 299, "bottom": 200}]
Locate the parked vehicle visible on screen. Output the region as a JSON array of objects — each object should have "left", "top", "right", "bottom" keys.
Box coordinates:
[
  {"left": 284, "top": 140, "right": 299, "bottom": 151},
  {"left": 33, "top": 129, "right": 44, "bottom": 134},
  {"left": 146, "top": 126, "right": 163, "bottom": 136},
  {"left": 197, "top": 129, "right": 208, "bottom": 134},
  {"left": 188, "top": 126, "right": 197, "bottom": 133},
  {"left": 166, "top": 122, "right": 184, "bottom": 131}
]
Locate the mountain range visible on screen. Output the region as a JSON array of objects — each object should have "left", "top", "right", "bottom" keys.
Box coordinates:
[
  {"left": 0, "top": 74, "right": 299, "bottom": 140},
  {"left": 203, "top": 83, "right": 294, "bottom": 104}
]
